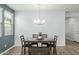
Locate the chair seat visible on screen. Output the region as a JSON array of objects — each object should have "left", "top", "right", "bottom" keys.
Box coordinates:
[
  {"left": 31, "top": 44, "right": 38, "bottom": 47},
  {"left": 31, "top": 42, "right": 38, "bottom": 47},
  {"left": 41, "top": 42, "right": 50, "bottom": 47},
  {"left": 42, "top": 44, "right": 47, "bottom": 47}
]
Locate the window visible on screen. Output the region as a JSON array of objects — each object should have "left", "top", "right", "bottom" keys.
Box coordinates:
[
  {"left": 0, "top": 7, "right": 3, "bottom": 37},
  {"left": 4, "top": 10, "right": 13, "bottom": 35}
]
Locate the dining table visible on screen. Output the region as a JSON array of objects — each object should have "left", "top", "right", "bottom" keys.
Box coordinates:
[{"left": 24, "top": 38, "right": 57, "bottom": 55}]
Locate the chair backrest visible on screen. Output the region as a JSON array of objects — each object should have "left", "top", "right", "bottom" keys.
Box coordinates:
[
  {"left": 54, "top": 35, "right": 58, "bottom": 44},
  {"left": 42, "top": 34, "right": 47, "bottom": 38},
  {"left": 20, "top": 35, "right": 25, "bottom": 46},
  {"left": 32, "top": 34, "right": 38, "bottom": 38}
]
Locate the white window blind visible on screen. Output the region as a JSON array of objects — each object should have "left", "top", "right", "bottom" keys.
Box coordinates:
[{"left": 4, "top": 10, "right": 13, "bottom": 35}]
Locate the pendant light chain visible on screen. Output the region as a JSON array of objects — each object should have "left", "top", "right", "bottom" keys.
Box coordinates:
[
  {"left": 39, "top": 4, "right": 40, "bottom": 21},
  {"left": 33, "top": 4, "right": 45, "bottom": 25}
]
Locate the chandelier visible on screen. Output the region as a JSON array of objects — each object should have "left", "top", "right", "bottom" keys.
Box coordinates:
[{"left": 33, "top": 4, "right": 46, "bottom": 25}]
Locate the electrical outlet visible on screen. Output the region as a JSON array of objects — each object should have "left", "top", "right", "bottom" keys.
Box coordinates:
[{"left": 4, "top": 44, "right": 7, "bottom": 48}]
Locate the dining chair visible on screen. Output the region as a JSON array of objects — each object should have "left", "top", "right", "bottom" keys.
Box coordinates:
[
  {"left": 31, "top": 34, "right": 38, "bottom": 47},
  {"left": 53, "top": 35, "right": 57, "bottom": 44},
  {"left": 20, "top": 35, "right": 31, "bottom": 55},
  {"left": 49, "top": 35, "right": 57, "bottom": 45},
  {"left": 42, "top": 34, "right": 47, "bottom": 38},
  {"left": 47, "top": 35, "right": 58, "bottom": 55},
  {"left": 32, "top": 34, "right": 38, "bottom": 38},
  {"left": 42, "top": 34, "right": 48, "bottom": 47}
]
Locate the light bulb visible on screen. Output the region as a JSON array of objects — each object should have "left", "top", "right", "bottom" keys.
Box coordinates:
[
  {"left": 37, "top": 18, "right": 40, "bottom": 24},
  {"left": 41, "top": 19, "right": 45, "bottom": 24},
  {"left": 34, "top": 19, "right": 37, "bottom": 23}
]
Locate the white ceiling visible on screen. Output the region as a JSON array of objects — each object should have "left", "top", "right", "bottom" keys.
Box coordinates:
[{"left": 7, "top": 4, "right": 79, "bottom": 12}]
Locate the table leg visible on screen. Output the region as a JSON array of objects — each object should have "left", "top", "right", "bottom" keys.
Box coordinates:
[
  {"left": 24, "top": 42, "right": 26, "bottom": 55},
  {"left": 53, "top": 44, "right": 57, "bottom": 55},
  {"left": 24, "top": 47, "right": 26, "bottom": 55},
  {"left": 28, "top": 42, "right": 31, "bottom": 55},
  {"left": 21, "top": 47, "right": 24, "bottom": 55}
]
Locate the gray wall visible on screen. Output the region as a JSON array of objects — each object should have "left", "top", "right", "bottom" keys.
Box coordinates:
[
  {"left": 15, "top": 10, "right": 65, "bottom": 46},
  {"left": 0, "top": 5, "right": 15, "bottom": 54},
  {"left": 0, "top": 35, "right": 14, "bottom": 53}
]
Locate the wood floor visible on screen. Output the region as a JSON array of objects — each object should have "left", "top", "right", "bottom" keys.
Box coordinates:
[{"left": 3, "top": 40, "right": 79, "bottom": 55}]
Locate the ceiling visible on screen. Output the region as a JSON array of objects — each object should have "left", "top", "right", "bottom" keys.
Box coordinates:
[{"left": 7, "top": 4, "right": 79, "bottom": 12}]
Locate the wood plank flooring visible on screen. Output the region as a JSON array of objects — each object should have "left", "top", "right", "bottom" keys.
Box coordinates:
[{"left": 3, "top": 40, "right": 79, "bottom": 55}]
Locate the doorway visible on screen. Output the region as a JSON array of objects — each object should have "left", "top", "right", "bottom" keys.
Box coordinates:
[{"left": 65, "top": 16, "right": 79, "bottom": 45}]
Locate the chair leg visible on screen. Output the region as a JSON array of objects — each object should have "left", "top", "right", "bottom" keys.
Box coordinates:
[
  {"left": 24, "top": 46, "right": 26, "bottom": 55},
  {"left": 21, "top": 47, "right": 24, "bottom": 55},
  {"left": 28, "top": 48, "right": 31, "bottom": 55},
  {"left": 48, "top": 47, "right": 51, "bottom": 55},
  {"left": 53, "top": 45, "right": 57, "bottom": 55}
]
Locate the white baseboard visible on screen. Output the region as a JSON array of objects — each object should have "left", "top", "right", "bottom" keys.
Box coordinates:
[{"left": 0, "top": 45, "right": 15, "bottom": 55}]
